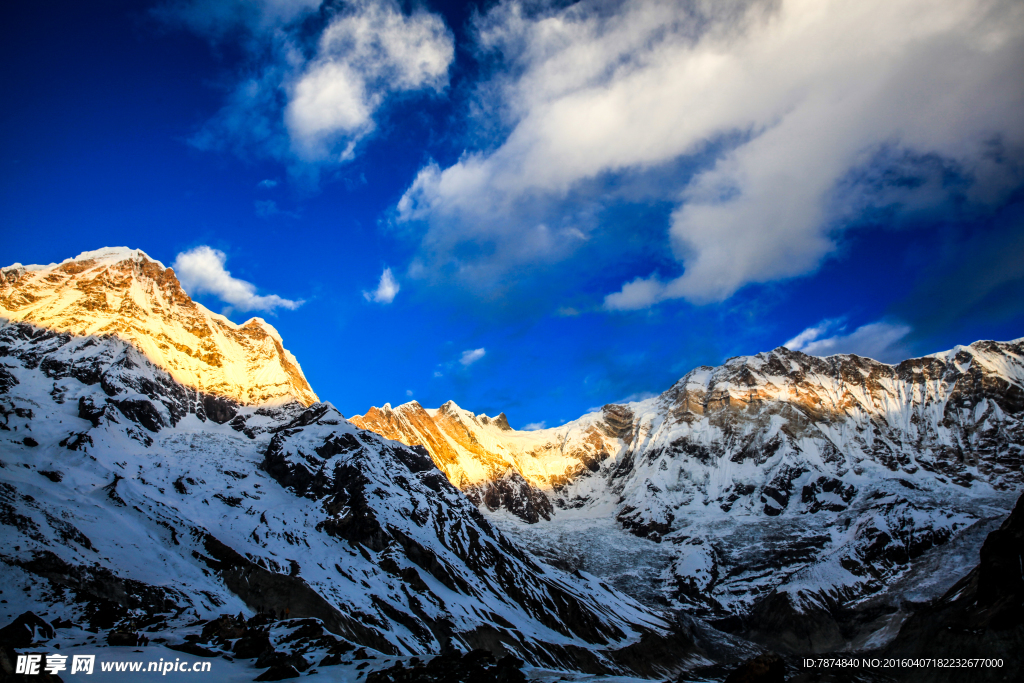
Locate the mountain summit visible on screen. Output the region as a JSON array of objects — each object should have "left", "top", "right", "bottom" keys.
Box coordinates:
[{"left": 0, "top": 247, "right": 317, "bottom": 407}]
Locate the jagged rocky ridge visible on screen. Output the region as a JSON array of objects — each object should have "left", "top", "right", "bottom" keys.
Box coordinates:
[
  {"left": 0, "top": 316, "right": 696, "bottom": 677},
  {"left": 355, "top": 341, "right": 1024, "bottom": 651}
]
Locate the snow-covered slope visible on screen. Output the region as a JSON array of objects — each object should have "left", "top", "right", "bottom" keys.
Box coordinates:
[
  {"left": 0, "top": 248, "right": 317, "bottom": 407},
  {"left": 354, "top": 342, "right": 1024, "bottom": 650},
  {"left": 0, "top": 319, "right": 696, "bottom": 677}
]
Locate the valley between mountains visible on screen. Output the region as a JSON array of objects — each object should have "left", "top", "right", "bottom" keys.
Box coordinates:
[{"left": 1, "top": 248, "right": 1021, "bottom": 682}]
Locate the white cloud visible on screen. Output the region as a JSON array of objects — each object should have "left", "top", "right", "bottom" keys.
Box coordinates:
[
  {"left": 784, "top": 319, "right": 912, "bottom": 362},
  {"left": 177, "top": 0, "right": 454, "bottom": 168},
  {"left": 172, "top": 246, "right": 303, "bottom": 313},
  {"left": 285, "top": 0, "right": 454, "bottom": 162},
  {"left": 257, "top": 179, "right": 278, "bottom": 188},
  {"left": 603, "top": 274, "right": 668, "bottom": 311},
  {"left": 783, "top": 319, "right": 842, "bottom": 351},
  {"left": 399, "top": 0, "right": 1024, "bottom": 304},
  {"left": 522, "top": 421, "right": 546, "bottom": 430},
  {"left": 460, "top": 348, "right": 486, "bottom": 366},
  {"left": 363, "top": 267, "right": 400, "bottom": 304}
]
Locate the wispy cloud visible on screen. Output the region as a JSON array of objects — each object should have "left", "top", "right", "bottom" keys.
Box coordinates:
[
  {"left": 521, "top": 421, "right": 546, "bottom": 430},
  {"left": 172, "top": 245, "right": 303, "bottom": 313},
  {"left": 460, "top": 348, "right": 486, "bottom": 366},
  {"left": 785, "top": 319, "right": 912, "bottom": 362},
  {"left": 173, "top": 0, "right": 454, "bottom": 172},
  {"left": 257, "top": 178, "right": 278, "bottom": 189},
  {"left": 363, "top": 267, "right": 400, "bottom": 304},
  {"left": 618, "top": 391, "right": 658, "bottom": 404},
  {"left": 397, "top": 0, "right": 1024, "bottom": 307}
]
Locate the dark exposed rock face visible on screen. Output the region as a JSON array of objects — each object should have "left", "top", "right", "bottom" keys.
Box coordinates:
[
  {"left": 0, "top": 612, "right": 54, "bottom": 647},
  {"left": 468, "top": 470, "right": 554, "bottom": 523},
  {"left": 195, "top": 532, "right": 398, "bottom": 654},
  {"left": 601, "top": 404, "right": 635, "bottom": 441},
  {"left": 12, "top": 550, "right": 188, "bottom": 620},
  {"left": 885, "top": 493, "right": 1024, "bottom": 682},
  {"left": 202, "top": 394, "right": 238, "bottom": 424}
]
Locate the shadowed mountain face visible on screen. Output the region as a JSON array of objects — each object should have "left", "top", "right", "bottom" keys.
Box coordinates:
[
  {"left": 882, "top": 492, "right": 1024, "bottom": 683},
  {"left": 355, "top": 341, "right": 1024, "bottom": 651},
  {"left": 0, "top": 247, "right": 318, "bottom": 407},
  {"left": 0, "top": 248, "right": 698, "bottom": 679}
]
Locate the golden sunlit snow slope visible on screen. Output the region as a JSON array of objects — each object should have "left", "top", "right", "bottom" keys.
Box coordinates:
[
  {"left": 0, "top": 247, "right": 318, "bottom": 406},
  {"left": 350, "top": 400, "right": 630, "bottom": 521}
]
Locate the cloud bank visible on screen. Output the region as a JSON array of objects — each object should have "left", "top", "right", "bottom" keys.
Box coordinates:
[
  {"left": 396, "top": 0, "right": 1024, "bottom": 307},
  {"left": 172, "top": 246, "right": 303, "bottom": 313}
]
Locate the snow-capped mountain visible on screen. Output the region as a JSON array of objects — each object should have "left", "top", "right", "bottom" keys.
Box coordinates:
[
  {"left": 354, "top": 341, "right": 1024, "bottom": 651},
  {"left": 0, "top": 247, "right": 318, "bottom": 408},
  {"left": 3, "top": 245, "right": 1021, "bottom": 673},
  {"left": 0, "top": 248, "right": 697, "bottom": 678}
]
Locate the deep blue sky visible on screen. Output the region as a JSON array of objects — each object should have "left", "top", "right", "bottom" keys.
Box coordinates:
[{"left": 3, "top": 0, "right": 1023, "bottom": 428}]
